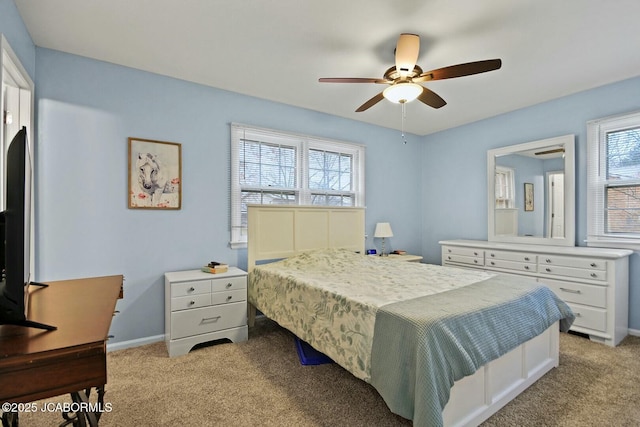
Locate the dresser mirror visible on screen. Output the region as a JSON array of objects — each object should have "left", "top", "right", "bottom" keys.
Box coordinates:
[{"left": 487, "top": 134, "right": 575, "bottom": 246}]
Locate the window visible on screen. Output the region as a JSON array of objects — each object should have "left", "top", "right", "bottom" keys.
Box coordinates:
[
  {"left": 230, "top": 123, "right": 365, "bottom": 248},
  {"left": 494, "top": 166, "right": 515, "bottom": 209},
  {"left": 587, "top": 110, "right": 640, "bottom": 249}
]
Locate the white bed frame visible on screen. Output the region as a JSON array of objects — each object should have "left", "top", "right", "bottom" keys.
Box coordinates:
[{"left": 247, "top": 205, "right": 560, "bottom": 427}]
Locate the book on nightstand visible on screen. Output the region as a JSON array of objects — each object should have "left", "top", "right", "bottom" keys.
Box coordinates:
[{"left": 201, "top": 262, "right": 229, "bottom": 274}]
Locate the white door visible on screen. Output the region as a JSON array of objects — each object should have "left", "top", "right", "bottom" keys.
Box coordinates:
[{"left": 547, "top": 172, "right": 565, "bottom": 238}]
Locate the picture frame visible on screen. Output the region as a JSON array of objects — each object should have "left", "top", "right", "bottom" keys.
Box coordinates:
[
  {"left": 524, "top": 182, "right": 534, "bottom": 212},
  {"left": 128, "top": 137, "right": 182, "bottom": 209}
]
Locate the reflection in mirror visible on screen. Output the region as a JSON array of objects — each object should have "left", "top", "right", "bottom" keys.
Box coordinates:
[{"left": 488, "top": 135, "right": 575, "bottom": 247}]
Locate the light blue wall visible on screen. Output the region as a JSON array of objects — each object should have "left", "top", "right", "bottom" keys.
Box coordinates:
[
  {"left": 34, "top": 48, "right": 423, "bottom": 343},
  {"left": 0, "top": 0, "right": 35, "bottom": 78},
  {"left": 421, "top": 76, "right": 640, "bottom": 330}
]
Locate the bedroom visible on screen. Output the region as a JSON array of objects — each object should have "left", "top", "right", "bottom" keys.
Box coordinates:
[{"left": 0, "top": 0, "right": 639, "bottom": 425}]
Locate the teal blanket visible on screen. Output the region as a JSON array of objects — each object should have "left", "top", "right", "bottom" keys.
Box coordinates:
[{"left": 370, "top": 276, "right": 574, "bottom": 427}]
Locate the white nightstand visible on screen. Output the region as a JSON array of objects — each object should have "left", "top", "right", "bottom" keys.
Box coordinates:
[
  {"left": 386, "top": 254, "right": 423, "bottom": 262},
  {"left": 164, "top": 267, "right": 248, "bottom": 357}
]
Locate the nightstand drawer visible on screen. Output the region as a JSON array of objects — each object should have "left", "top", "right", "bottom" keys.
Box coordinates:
[
  {"left": 171, "top": 302, "right": 247, "bottom": 340},
  {"left": 212, "top": 289, "right": 246, "bottom": 305},
  {"left": 211, "top": 276, "right": 246, "bottom": 292},
  {"left": 172, "top": 280, "right": 211, "bottom": 298},
  {"left": 172, "top": 293, "right": 211, "bottom": 311}
]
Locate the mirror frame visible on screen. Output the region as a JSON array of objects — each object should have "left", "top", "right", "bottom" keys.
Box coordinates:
[{"left": 487, "top": 134, "right": 575, "bottom": 246}]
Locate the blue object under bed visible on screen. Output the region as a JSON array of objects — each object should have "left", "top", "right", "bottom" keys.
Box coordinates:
[{"left": 294, "top": 337, "right": 333, "bottom": 365}]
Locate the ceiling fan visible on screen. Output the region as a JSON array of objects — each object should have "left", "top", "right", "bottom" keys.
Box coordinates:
[{"left": 319, "top": 33, "right": 502, "bottom": 112}]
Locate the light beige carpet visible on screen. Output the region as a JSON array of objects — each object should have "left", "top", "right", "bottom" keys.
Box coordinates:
[{"left": 15, "top": 319, "right": 640, "bottom": 426}]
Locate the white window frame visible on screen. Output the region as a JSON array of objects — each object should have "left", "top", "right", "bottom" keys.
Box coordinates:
[
  {"left": 587, "top": 110, "right": 640, "bottom": 250},
  {"left": 230, "top": 123, "right": 365, "bottom": 248},
  {"left": 494, "top": 166, "right": 515, "bottom": 209}
]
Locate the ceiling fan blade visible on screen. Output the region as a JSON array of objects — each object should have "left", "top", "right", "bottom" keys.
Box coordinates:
[
  {"left": 319, "top": 77, "right": 388, "bottom": 84},
  {"left": 414, "top": 59, "right": 502, "bottom": 82},
  {"left": 395, "top": 33, "right": 420, "bottom": 77},
  {"left": 356, "top": 92, "right": 385, "bottom": 112},
  {"left": 417, "top": 87, "right": 447, "bottom": 109}
]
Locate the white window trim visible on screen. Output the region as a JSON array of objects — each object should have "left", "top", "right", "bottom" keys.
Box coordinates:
[
  {"left": 495, "top": 165, "right": 515, "bottom": 209},
  {"left": 586, "top": 110, "right": 640, "bottom": 251},
  {"left": 230, "top": 123, "right": 365, "bottom": 249}
]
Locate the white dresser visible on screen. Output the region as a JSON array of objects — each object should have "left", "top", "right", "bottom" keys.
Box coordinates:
[
  {"left": 165, "top": 267, "right": 248, "bottom": 357},
  {"left": 439, "top": 240, "right": 633, "bottom": 347}
]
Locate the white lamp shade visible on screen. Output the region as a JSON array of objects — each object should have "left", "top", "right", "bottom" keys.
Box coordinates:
[
  {"left": 383, "top": 83, "right": 423, "bottom": 104},
  {"left": 374, "top": 222, "right": 394, "bottom": 238}
]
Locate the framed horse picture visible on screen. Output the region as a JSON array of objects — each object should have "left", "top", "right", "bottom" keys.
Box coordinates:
[{"left": 128, "top": 137, "right": 182, "bottom": 209}]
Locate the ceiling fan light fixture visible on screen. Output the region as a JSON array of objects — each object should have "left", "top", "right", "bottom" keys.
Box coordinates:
[{"left": 383, "top": 82, "right": 423, "bottom": 104}]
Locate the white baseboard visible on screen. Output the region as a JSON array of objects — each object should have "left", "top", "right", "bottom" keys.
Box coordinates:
[
  {"left": 106, "top": 334, "right": 164, "bottom": 352},
  {"left": 628, "top": 328, "right": 640, "bottom": 337}
]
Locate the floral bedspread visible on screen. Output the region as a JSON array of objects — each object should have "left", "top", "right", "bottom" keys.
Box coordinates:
[{"left": 248, "top": 248, "right": 496, "bottom": 381}]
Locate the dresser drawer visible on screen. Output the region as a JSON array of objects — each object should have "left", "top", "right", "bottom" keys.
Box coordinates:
[
  {"left": 443, "top": 246, "right": 483, "bottom": 258},
  {"left": 444, "top": 254, "right": 484, "bottom": 266},
  {"left": 486, "top": 250, "right": 536, "bottom": 263},
  {"left": 211, "top": 289, "right": 246, "bottom": 305},
  {"left": 171, "top": 302, "right": 247, "bottom": 340},
  {"left": 172, "top": 293, "right": 211, "bottom": 311},
  {"left": 539, "top": 255, "right": 607, "bottom": 271},
  {"left": 540, "top": 278, "right": 606, "bottom": 309},
  {"left": 538, "top": 264, "right": 607, "bottom": 282},
  {"left": 567, "top": 303, "right": 607, "bottom": 333},
  {"left": 211, "top": 275, "right": 246, "bottom": 292},
  {"left": 172, "top": 280, "right": 211, "bottom": 298},
  {"left": 486, "top": 258, "right": 536, "bottom": 273}
]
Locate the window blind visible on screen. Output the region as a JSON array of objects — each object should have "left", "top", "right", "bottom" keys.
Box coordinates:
[{"left": 587, "top": 110, "right": 640, "bottom": 249}]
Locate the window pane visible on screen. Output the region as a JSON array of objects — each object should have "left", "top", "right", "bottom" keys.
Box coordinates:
[
  {"left": 309, "top": 149, "right": 353, "bottom": 191},
  {"left": 606, "top": 128, "right": 640, "bottom": 180},
  {"left": 240, "top": 190, "right": 297, "bottom": 227},
  {"left": 240, "top": 140, "right": 297, "bottom": 188},
  {"left": 605, "top": 185, "right": 640, "bottom": 233}
]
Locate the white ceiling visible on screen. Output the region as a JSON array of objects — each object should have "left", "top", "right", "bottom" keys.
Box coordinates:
[{"left": 14, "top": 0, "right": 640, "bottom": 136}]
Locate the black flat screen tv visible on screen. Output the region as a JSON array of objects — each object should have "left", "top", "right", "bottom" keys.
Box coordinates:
[{"left": 0, "top": 126, "right": 55, "bottom": 330}]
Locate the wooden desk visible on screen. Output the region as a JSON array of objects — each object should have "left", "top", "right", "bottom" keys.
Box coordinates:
[{"left": 0, "top": 275, "right": 122, "bottom": 426}]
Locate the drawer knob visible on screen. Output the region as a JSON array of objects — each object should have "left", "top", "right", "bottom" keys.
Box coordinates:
[
  {"left": 490, "top": 261, "right": 495, "bottom": 265},
  {"left": 590, "top": 273, "right": 598, "bottom": 278},
  {"left": 448, "top": 249, "right": 452, "bottom": 253},
  {"left": 545, "top": 259, "right": 551, "bottom": 263},
  {"left": 227, "top": 296, "right": 233, "bottom": 301},
  {"left": 189, "top": 300, "right": 195, "bottom": 306},
  {"left": 447, "top": 256, "right": 451, "bottom": 260},
  {"left": 226, "top": 282, "right": 233, "bottom": 288},
  {"left": 490, "top": 253, "right": 495, "bottom": 257},
  {"left": 590, "top": 262, "right": 597, "bottom": 267},
  {"left": 524, "top": 265, "right": 530, "bottom": 270},
  {"left": 473, "top": 252, "right": 478, "bottom": 256},
  {"left": 524, "top": 257, "right": 530, "bottom": 261},
  {"left": 188, "top": 287, "right": 195, "bottom": 292},
  {"left": 546, "top": 268, "right": 551, "bottom": 272},
  {"left": 474, "top": 260, "right": 478, "bottom": 264}
]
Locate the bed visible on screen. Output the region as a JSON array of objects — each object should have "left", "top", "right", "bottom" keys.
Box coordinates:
[{"left": 246, "top": 205, "right": 574, "bottom": 427}]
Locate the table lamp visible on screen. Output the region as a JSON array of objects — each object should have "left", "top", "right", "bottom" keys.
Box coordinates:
[{"left": 374, "top": 222, "right": 393, "bottom": 256}]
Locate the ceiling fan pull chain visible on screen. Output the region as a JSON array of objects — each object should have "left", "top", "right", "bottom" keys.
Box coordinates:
[{"left": 401, "top": 102, "right": 407, "bottom": 144}]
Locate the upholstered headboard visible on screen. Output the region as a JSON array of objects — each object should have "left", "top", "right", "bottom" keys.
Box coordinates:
[{"left": 247, "top": 205, "right": 365, "bottom": 272}]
